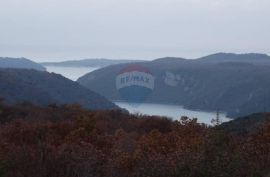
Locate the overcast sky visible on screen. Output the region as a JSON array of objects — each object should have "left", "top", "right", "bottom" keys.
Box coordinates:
[{"left": 0, "top": 0, "right": 269, "bottom": 62}]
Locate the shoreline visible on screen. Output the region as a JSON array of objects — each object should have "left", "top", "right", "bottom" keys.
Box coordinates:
[{"left": 113, "top": 100, "right": 232, "bottom": 120}]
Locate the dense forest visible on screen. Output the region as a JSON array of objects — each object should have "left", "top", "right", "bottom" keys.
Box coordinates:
[{"left": 0, "top": 100, "right": 269, "bottom": 177}]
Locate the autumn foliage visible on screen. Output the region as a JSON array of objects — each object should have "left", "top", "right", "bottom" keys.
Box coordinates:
[{"left": 0, "top": 103, "right": 269, "bottom": 177}]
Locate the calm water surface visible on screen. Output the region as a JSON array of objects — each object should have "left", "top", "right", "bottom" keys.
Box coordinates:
[{"left": 115, "top": 101, "right": 231, "bottom": 124}]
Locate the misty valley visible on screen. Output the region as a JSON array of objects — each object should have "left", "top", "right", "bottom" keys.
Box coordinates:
[{"left": 44, "top": 65, "right": 231, "bottom": 124}]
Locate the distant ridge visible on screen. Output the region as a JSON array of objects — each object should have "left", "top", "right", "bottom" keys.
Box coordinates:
[
  {"left": 40, "top": 53, "right": 270, "bottom": 68},
  {"left": 197, "top": 53, "right": 270, "bottom": 63},
  {"left": 150, "top": 53, "right": 270, "bottom": 64},
  {"left": 0, "top": 57, "right": 46, "bottom": 71},
  {"left": 41, "top": 58, "right": 145, "bottom": 67}
]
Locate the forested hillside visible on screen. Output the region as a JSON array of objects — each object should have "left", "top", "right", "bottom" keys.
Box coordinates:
[
  {"left": 0, "top": 102, "right": 269, "bottom": 177},
  {"left": 0, "top": 69, "right": 118, "bottom": 110}
]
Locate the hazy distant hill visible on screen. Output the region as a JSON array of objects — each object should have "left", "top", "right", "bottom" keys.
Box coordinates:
[
  {"left": 77, "top": 53, "right": 270, "bottom": 118},
  {"left": 0, "top": 69, "right": 118, "bottom": 110},
  {"left": 197, "top": 53, "right": 270, "bottom": 64},
  {"left": 41, "top": 58, "right": 145, "bottom": 67},
  {"left": 0, "top": 57, "right": 46, "bottom": 71}
]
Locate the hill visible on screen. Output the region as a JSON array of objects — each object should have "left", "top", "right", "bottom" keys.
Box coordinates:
[
  {"left": 78, "top": 53, "right": 270, "bottom": 118},
  {"left": 41, "top": 58, "right": 145, "bottom": 67},
  {"left": 0, "top": 57, "right": 46, "bottom": 71},
  {"left": 0, "top": 68, "right": 118, "bottom": 110},
  {"left": 197, "top": 53, "right": 270, "bottom": 64},
  {"left": 220, "top": 112, "right": 270, "bottom": 134}
]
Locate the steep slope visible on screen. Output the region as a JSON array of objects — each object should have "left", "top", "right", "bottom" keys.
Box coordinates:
[
  {"left": 0, "top": 69, "right": 118, "bottom": 110},
  {"left": 78, "top": 53, "right": 270, "bottom": 118},
  {"left": 0, "top": 57, "right": 46, "bottom": 71}
]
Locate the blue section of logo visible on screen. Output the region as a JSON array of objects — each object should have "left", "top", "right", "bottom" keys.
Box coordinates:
[{"left": 118, "top": 85, "right": 152, "bottom": 104}]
